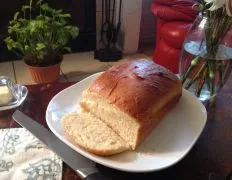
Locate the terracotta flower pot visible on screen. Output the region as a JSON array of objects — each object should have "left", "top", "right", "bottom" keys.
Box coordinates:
[{"left": 27, "top": 63, "right": 61, "bottom": 84}]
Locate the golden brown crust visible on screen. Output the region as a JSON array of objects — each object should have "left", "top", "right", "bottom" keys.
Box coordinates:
[
  {"left": 85, "top": 59, "right": 182, "bottom": 123},
  {"left": 135, "top": 93, "right": 182, "bottom": 148}
]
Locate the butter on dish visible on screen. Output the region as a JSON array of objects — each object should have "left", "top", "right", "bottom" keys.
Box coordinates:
[{"left": 0, "top": 85, "right": 13, "bottom": 106}]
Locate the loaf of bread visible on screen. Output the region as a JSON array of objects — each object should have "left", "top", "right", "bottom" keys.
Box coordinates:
[
  {"left": 80, "top": 59, "right": 182, "bottom": 150},
  {"left": 62, "top": 59, "right": 182, "bottom": 155}
]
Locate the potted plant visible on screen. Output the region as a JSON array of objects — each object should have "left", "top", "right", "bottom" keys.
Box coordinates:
[{"left": 4, "top": 0, "right": 79, "bottom": 83}]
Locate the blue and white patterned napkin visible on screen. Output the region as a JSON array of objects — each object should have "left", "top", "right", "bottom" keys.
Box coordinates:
[{"left": 0, "top": 128, "right": 62, "bottom": 180}]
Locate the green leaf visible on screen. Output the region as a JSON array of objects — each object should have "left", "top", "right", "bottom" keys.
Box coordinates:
[
  {"left": 14, "top": 12, "right": 20, "bottom": 21},
  {"left": 40, "top": 3, "right": 55, "bottom": 13},
  {"left": 36, "top": 20, "right": 45, "bottom": 28},
  {"left": 55, "top": 9, "right": 63, "bottom": 14},
  {"left": 36, "top": 43, "right": 46, "bottom": 51},
  {"left": 36, "top": 0, "right": 43, "bottom": 6},
  {"left": 54, "top": 21, "right": 62, "bottom": 26},
  {"left": 64, "top": 25, "right": 72, "bottom": 29},
  {"left": 21, "top": 5, "right": 31, "bottom": 12},
  {"left": 63, "top": 47, "right": 71, "bottom": 52},
  {"left": 8, "top": 27, "right": 14, "bottom": 34},
  {"left": 29, "top": 21, "right": 36, "bottom": 33},
  {"left": 24, "top": 45, "right": 29, "bottom": 51},
  {"left": 40, "top": 3, "right": 49, "bottom": 11},
  {"left": 4, "top": 37, "right": 21, "bottom": 50},
  {"left": 70, "top": 27, "right": 79, "bottom": 38},
  {"left": 58, "top": 13, "right": 71, "bottom": 18},
  {"left": 9, "top": 20, "right": 14, "bottom": 25},
  {"left": 4, "top": 37, "right": 13, "bottom": 50},
  {"left": 18, "top": 18, "right": 28, "bottom": 24}
]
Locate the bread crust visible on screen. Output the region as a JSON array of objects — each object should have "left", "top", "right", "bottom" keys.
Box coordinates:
[
  {"left": 81, "top": 59, "right": 182, "bottom": 149},
  {"left": 84, "top": 59, "right": 182, "bottom": 123},
  {"left": 136, "top": 93, "right": 181, "bottom": 147}
]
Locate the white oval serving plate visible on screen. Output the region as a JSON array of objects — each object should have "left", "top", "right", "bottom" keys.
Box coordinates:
[{"left": 46, "top": 72, "right": 207, "bottom": 173}]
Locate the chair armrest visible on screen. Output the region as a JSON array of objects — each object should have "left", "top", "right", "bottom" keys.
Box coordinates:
[{"left": 151, "top": 0, "right": 197, "bottom": 21}]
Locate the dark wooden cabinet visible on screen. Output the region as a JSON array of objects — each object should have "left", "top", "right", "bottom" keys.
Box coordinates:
[{"left": 0, "top": 0, "right": 96, "bottom": 62}]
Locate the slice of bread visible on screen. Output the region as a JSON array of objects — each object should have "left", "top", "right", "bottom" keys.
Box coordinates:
[{"left": 62, "top": 112, "right": 129, "bottom": 156}]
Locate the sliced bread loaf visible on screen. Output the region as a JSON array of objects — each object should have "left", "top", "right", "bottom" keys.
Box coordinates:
[
  {"left": 62, "top": 112, "right": 129, "bottom": 156},
  {"left": 80, "top": 59, "right": 182, "bottom": 150}
]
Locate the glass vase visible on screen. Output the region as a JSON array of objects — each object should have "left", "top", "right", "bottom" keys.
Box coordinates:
[{"left": 179, "top": 13, "right": 232, "bottom": 104}]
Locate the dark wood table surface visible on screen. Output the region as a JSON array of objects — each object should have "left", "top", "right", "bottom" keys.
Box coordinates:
[{"left": 0, "top": 79, "right": 231, "bottom": 180}]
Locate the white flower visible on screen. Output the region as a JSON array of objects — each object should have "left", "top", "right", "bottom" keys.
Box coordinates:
[
  {"left": 226, "top": 0, "right": 232, "bottom": 16},
  {"left": 205, "top": 0, "right": 226, "bottom": 11},
  {"left": 205, "top": 0, "right": 232, "bottom": 16}
]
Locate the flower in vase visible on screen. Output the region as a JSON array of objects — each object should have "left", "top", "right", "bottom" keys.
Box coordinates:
[
  {"left": 205, "top": 0, "right": 226, "bottom": 10},
  {"left": 226, "top": 0, "right": 232, "bottom": 16},
  {"left": 204, "top": 0, "right": 232, "bottom": 16},
  {"left": 180, "top": 0, "right": 232, "bottom": 99}
]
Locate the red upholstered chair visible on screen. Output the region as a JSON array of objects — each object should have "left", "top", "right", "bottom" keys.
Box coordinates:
[{"left": 151, "top": 0, "right": 197, "bottom": 73}]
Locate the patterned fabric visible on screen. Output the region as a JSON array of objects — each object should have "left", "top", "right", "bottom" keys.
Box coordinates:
[{"left": 0, "top": 128, "right": 62, "bottom": 180}]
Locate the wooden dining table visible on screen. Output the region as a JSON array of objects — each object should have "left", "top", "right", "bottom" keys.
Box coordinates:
[{"left": 0, "top": 77, "right": 231, "bottom": 180}]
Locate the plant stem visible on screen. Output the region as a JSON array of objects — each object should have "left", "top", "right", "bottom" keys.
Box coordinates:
[
  {"left": 185, "top": 62, "right": 207, "bottom": 89},
  {"left": 196, "top": 67, "right": 207, "bottom": 97},
  {"left": 181, "top": 56, "right": 200, "bottom": 84},
  {"left": 207, "top": 60, "right": 216, "bottom": 96},
  {"left": 29, "top": 0, "right": 33, "bottom": 20}
]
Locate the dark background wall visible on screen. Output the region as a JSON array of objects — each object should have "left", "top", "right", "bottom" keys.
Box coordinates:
[{"left": 0, "top": 0, "right": 96, "bottom": 62}]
